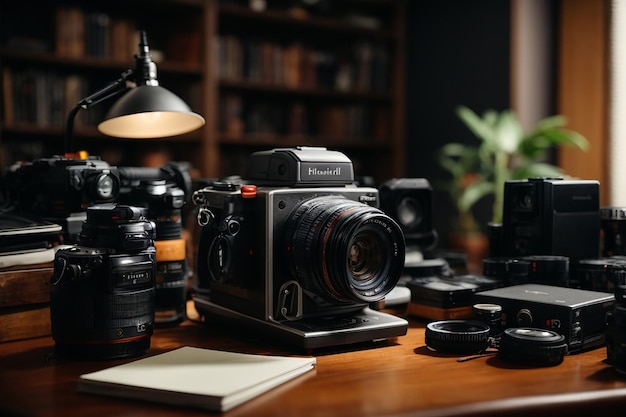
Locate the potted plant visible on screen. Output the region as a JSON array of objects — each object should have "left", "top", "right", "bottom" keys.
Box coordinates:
[{"left": 437, "top": 105, "right": 589, "bottom": 268}]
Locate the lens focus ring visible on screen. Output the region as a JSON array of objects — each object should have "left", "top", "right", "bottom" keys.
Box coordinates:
[{"left": 425, "top": 320, "right": 490, "bottom": 354}]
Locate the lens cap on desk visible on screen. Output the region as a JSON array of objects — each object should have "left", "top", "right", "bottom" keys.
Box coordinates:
[
  {"left": 499, "top": 327, "right": 568, "bottom": 366},
  {"left": 425, "top": 320, "right": 490, "bottom": 355}
]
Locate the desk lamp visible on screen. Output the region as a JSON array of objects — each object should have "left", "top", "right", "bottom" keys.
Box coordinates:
[{"left": 64, "top": 30, "right": 205, "bottom": 155}]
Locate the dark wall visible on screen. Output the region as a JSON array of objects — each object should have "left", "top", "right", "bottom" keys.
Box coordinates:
[{"left": 405, "top": 0, "right": 512, "bottom": 245}]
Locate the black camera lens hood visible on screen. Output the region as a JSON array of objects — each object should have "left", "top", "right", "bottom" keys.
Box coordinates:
[
  {"left": 499, "top": 327, "right": 568, "bottom": 366},
  {"left": 425, "top": 320, "right": 490, "bottom": 355}
]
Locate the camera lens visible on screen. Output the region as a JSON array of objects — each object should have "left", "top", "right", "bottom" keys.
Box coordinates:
[
  {"left": 483, "top": 257, "right": 530, "bottom": 286},
  {"left": 285, "top": 196, "right": 405, "bottom": 304},
  {"left": 396, "top": 197, "right": 422, "bottom": 229},
  {"left": 349, "top": 232, "right": 382, "bottom": 281},
  {"left": 473, "top": 303, "right": 503, "bottom": 346},
  {"left": 50, "top": 204, "right": 157, "bottom": 360},
  {"left": 515, "top": 188, "right": 534, "bottom": 210},
  {"left": 601, "top": 207, "right": 626, "bottom": 257},
  {"left": 523, "top": 255, "right": 569, "bottom": 287},
  {"left": 95, "top": 173, "right": 116, "bottom": 199}
]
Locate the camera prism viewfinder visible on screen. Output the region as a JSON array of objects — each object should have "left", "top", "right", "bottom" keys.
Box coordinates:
[{"left": 246, "top": 146, "right": 354, "bottom": 187}]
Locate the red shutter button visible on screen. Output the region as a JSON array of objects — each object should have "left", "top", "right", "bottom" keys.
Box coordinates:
[{"left": 241, "top": 185, "right": 257, "bottom": 198}]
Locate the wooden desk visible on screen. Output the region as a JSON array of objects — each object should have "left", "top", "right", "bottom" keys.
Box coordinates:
[{"left": 2, "top": 302, "right": 626, "bottom": 417}]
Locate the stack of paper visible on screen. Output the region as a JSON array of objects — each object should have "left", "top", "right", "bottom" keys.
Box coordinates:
[{"left": 78, "top": 346, "right": 317, "bottom": 412}]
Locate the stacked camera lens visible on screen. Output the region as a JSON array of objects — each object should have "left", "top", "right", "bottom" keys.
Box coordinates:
[
  {"left": 606, "top": 262, "right": 626, "bottom": 374},
  {"left": 482, "top": 255, "right": 569, "bottom": 287},
  {"left": 601, "top": 207, "right": 626, "bottom": 257},
  {"left": 50, "top": 204, "right": 156, "bottom": 360},
  {"left": 138, "top": 180, "right": 188, "bottom": 326}
]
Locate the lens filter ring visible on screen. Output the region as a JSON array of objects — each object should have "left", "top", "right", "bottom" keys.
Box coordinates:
[
  {"left": 499, "top": 327, "right": 568, "bottom": 366},
  {"left": 425, "top": 320, "right": 490, "bottom": 355}
]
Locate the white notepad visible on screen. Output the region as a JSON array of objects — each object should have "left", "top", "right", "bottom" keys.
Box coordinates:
[{"left": 77, "top": 346, "right": 316, "bottom": 412}]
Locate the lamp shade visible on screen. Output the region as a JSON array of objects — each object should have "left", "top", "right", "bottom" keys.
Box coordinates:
[{"left": 97, "top": 85, "right": 205, "bottom": 138}]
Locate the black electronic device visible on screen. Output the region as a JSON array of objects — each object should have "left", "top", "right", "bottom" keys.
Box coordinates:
[
  {"left": 406, "top": 274, "right": 501, "bottom": 320},
  {"left": 501, "top": 177, "right": 600, "bottom": 262},
  {"left": 3, "top": 156, "right": 120, "bottom": 242},
  {"left": 379, "top": 178, "right": 437, "bottom": 252},
  {"left": 473, "top": 284, "right": 614, "bottom": 352},
  {"left": 192, "top": 147, "right": 408, "bottom": 350}
]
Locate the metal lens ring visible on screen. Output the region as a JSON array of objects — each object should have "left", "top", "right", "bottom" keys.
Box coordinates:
[{"left": 425, "top": 320, "right": 490, "bottom": 355}]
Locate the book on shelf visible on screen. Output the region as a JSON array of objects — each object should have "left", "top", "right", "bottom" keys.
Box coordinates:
[
  {"left": 55, "top": 5, "right": 85, "bottom": 58},
  {"left": 216, "top": 34, "right": 389, "bottom": 92},
  {"left": 3, "top": 68, "right": 91, "bottom": 128},
  {"left": 54, "top": 6, "right": 140, "bottom": 62},
  {"left": 77, "top": 346, "right": 317, "bottom": 412}
]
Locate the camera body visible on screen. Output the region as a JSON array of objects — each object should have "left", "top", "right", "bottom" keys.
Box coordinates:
[
  {"left": 379, "top": 178, "right": 437, "bottom": 252},
  {"left": 501, "top": 177, "right": 600, "bottom": 262},
  {"left": 193, "top": 147, "right": 408, "bottom": 350},
  {"left": 5, "top": 156, "right": 120, "bottom": 241},
  {"left": 50, "top": 204, "right": 157, "bottom": 359}
]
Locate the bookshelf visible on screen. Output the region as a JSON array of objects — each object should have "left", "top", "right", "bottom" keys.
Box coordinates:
[
  {"left": 0, "top": 0, "right": 407, "bottom": 183},
  {"left": 0, "top": 0, "right": 208, "bottom": 174}
]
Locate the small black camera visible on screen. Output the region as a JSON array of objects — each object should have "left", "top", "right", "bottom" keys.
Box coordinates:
[
  {"left": 379, "top": 178, "right": 437, "bottom": 252},
  {"left": 501, "top": 177, "right": 600, "bottom": 262},
  {"left": 50, "top": 204, "right": 156, "bottom": 360},
  {"left": 4, "top": 155, "right": 120, "bottom": 242},
  {"left": 192, "top": 147, "right": 408, "bottom": 350}
]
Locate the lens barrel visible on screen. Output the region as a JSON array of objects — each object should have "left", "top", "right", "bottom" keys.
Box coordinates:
[
  {"left": 50, "top": 204, "right": 157, "bottom": 359},
  {"left": 285, "top": 196, "right": 405, "bottom": 304}
]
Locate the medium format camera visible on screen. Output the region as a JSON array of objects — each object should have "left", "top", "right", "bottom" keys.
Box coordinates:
[
  {"left": 193, "top": 147, "right": 408, "bottom": 350},
  {"left": 4, "top": 155, "right": 120, "bottom": 242},
  {"left": 501, "top": 177, "right": 600, "bottom": 262},
  {"left": 50, "top": 204, "right": 156, "bottom": 359},
  {"left": 118, "top": 163, "right": 192, "bottom": 326}
]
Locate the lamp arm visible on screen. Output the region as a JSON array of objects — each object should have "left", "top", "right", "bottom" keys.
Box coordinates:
[{"left": 64, "top": 69, "right": 135, "bottom": 155}]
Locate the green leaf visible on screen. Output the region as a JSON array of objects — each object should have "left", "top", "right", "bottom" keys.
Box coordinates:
[
  {"left": 437, "top": 143, "right": 480, "bottom": 177},
  {"left": 456, "top": 106, "right": 494, "bottom": 143},
  {"left": 492, "top": 110, "right": 523, "bottom": 153},
  {"left": 532, "top": 115, "right": 568, "bottom": 131},
  {"left": 544, "top": 128, "right": 589, "bottom": 150},
  {"left": 458, "top": 181, "right": 494, "bottom": 212}
]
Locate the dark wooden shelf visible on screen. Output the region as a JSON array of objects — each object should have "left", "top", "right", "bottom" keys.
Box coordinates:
[
  {"left": 0, "top": 48, "right": 203, "bottom": 77},
  {"left": 218, "top": 3, "right": 397, "bottom": 40},
  {"left": 219, "top": 132, "right": 391, "bottom": 148},
  {"left": 219, "top": 78, "right": 392, "bottom": 102},
  {"left": 0, "top": 0, "right": 406, "bottom": 182}
]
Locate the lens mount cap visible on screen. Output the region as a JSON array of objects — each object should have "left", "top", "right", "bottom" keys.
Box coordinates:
[
  {"left": 499, "top": 327, "right": 568, "bottom": 366},
  {"left": 425, "top": 320, "right": 490, "bottom": 355}
]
